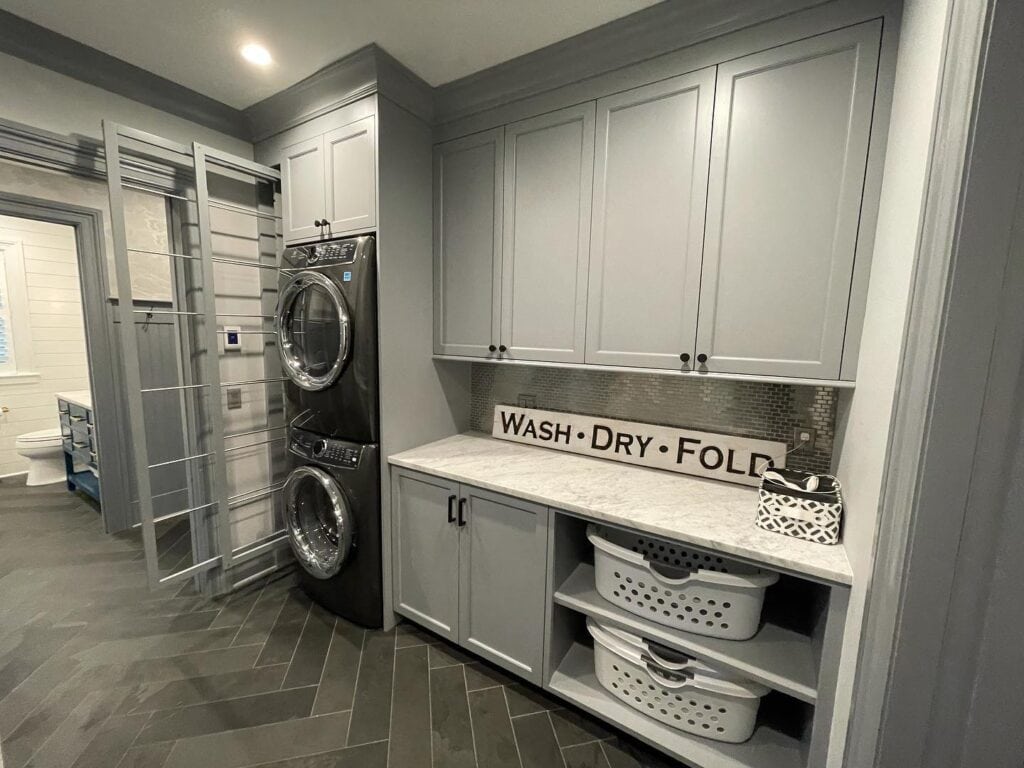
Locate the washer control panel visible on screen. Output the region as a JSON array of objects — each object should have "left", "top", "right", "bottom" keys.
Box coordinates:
[
  {"left": 289, "top": 428, "right": 364, "bottom": 469},
  {"left": 307, "top": 240, "right": 357, "bottom": 266}
]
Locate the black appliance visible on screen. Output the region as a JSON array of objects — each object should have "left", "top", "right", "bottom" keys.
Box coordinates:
[{"left": 284, "top": 426, "right": 382, "bottom": 628}]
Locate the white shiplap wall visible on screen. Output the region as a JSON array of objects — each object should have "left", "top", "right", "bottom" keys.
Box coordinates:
[{"left": 0, "top": 216, "right": 89, "bottom": 477}]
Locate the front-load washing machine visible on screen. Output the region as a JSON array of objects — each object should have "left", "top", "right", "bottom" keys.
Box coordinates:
[
  {"left": 284, "top": 426, "right": 382, "bottom": 628},
  {"left": 277, "top": 235, "right": 378, "bottom": 442}
]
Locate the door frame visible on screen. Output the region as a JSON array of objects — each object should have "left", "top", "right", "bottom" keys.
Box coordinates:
[
  {"left": 845, "top": 0, "right": 1024, "bottom": 763},
  {"left": 0, "top": 191, "right": 131, "bottom": 532}
]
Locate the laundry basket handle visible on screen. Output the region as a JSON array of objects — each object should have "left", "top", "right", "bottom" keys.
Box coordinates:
[
  {"left": 643, "top": 644, "right": 693, "bottom": 672},
  {"left": 644, "top": 662, "right": 694, "bottom": 690}
]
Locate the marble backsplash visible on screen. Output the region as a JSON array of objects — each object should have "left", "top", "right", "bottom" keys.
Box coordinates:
[{"left": 469, "top": 364, "right": 836, "bottom": 474}]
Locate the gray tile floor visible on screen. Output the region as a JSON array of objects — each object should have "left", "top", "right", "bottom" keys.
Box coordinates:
[{"left": 0, "top": 479, "right": 678, "bottom": 768}]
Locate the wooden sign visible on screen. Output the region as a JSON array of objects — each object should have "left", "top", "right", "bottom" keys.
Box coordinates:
[{"left": 491, "top": 406, "right": 786, "bottom": 487}]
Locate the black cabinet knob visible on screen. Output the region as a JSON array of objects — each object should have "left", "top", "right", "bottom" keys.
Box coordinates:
[
  {"left": 697, "top": 353, "right": 708, "bottom": 364},
  {"left": 498, "top": 345, "right": 508, "bottom": 353},
  {"left": 488, "top": 344, "right": 497, "bottom": 352},
  {"left": 314, "top": 219, "right": 323, "bottom": 227},
  {"left": 679, "top": 353, "right": 690, "bottom": 363}
]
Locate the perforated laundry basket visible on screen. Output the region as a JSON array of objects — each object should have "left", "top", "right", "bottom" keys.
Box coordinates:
[
  {"left": 587, "top": 618, "right": 768, "bottom": 743},
  {"left": 588, "top": 525, "right": 779, "bottom": 640}
]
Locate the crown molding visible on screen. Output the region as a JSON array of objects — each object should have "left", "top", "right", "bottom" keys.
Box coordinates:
[
  {"left": 244, "top": 44, "right": 435, "bottom": 141},
  {"left": 0, "top": 9, "right": 250, "bottom": 141},
  {"left": 433, "top": 0, "right": 834, "bottom": 126}
]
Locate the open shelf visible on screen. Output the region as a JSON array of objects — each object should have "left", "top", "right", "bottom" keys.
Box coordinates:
[
  {"left": 554, "top": 562, "right": 818, "bottom": 704},
  {"left": 548, "top": 643, "right": 805, "bottom": 768}
]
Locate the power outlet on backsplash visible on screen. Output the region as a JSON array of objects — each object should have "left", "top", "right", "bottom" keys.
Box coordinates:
[
  {"left": 793, "top": 427, "right": 816, "bottom": 450},
  {"left": 517, "top": 394, "right": 537, "bottom": 408}
]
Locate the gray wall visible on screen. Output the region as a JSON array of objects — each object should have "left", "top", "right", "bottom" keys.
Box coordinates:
[{"left": 469, "top": 364, "right": 837, "bottom": 473}]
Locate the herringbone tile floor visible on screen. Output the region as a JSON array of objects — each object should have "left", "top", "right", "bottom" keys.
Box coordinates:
[{"left": 0, "top": 479, "right": 676, "bottom": 768}]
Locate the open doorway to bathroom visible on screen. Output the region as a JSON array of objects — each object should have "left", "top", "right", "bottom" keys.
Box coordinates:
[{"left": 0, "top": 216, "right": 93, "bottom": 493}]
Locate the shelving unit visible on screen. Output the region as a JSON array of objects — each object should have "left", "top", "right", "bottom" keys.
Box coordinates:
[
  {"left": 554, "top": 562, "right": 819, "bottom": 704},
  {"left": 548, "top": 643, "right": 805, "bottom": 768}
]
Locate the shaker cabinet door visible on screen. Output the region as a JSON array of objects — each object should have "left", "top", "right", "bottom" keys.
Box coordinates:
[
  {"left": 585, "top": 70, "right": 715, "bottom": 369},
  {"left": 392, "top": 469, "right": 461, "bottom": 641},
  {"left": 695, "top": 21, "right": 882, "bottom": 379},
  {"left": 433, "top": 128, "right": 504, "bottom": 357},
  {"left": 281, "top": 135, "right": 326, "bottom": 244},
  {"left": 324, "top": 115, "right": 377, "bottom": 235},
  {"left": 458, "top": 486, "right": 549, "bottom": 684},
  {"left": 501, "top": 104, "right": 595, "bottom": 363}
]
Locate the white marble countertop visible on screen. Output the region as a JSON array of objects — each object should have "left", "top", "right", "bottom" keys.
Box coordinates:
[
  {"left": 389, "top": 433, "right": 853, "bottom": 585},
  {"left": 56, "top": 390, "right": 92, "bottom": 410}
]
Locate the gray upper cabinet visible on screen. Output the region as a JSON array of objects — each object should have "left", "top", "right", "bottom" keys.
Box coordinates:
[
  {"left": 392, "top": 469, "right": 461, "bottom": 641},
  {"left": 695, "top": 21, "right": 882, "bottom": 379},
  {"left": 324, "top": 115, "right": 377, "bottom": 235},
  {"left": 281, "top": 135, "right": 325, "bottom": 244},
  {"left": 433, "top": 128, "right": 503, "bottom": 357},
  {"left": 501, "top": 104, "right": 595, "bottom": 363},
  {"left": 585, "top": 70, "right": 715, "bottom": 369},
  {"left": 458, "top": 486, "right": 549, "bottom": 684},
  {"left": 280, "top": 114, "right": 377, "bottom": 245}
]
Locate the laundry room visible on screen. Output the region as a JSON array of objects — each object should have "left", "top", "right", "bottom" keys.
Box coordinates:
[{"left": 0, "top": 2, "right": 1022, "bottom": 768}]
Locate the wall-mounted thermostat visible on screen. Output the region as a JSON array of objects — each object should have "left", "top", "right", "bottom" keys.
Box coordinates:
[{"left": 223, "top": 326, "right": 242, "bottom": 351}]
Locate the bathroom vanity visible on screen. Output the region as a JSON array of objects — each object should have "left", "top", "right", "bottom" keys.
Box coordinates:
[{"left": 57, "top": 390, "right": 99, "bottom": 502}]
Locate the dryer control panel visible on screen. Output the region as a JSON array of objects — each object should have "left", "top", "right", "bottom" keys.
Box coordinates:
[{"left": 288, "top": 427, "right": 371, "bottom": 470}]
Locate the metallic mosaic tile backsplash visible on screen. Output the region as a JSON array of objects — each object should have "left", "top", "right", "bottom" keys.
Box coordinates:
[{"left": 470, "top": 364, "right": 836, "bottom": 474}]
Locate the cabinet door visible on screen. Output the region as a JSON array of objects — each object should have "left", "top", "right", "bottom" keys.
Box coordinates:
[
  {"left": 696, "top": 21, "right": 881, "bottom": 379},
  {"left": 458, "top": 485, "right": 549, "bottom": 684},
  {"left": 392, "top": 469, "right": 461, "bottom": 641},
  {"left": 586, "top": 70, "right": 715, "bottom": 369},
  {"left": 281, "top": 135, "right": 326, "bottom": 244},
  {"left": 433, "top": 128, "right": 504, "bottom": 357},
  {"left": 501, "top": 104, "right": 595, "bottom": 363},
  {"left": 324, "top": 115, "right": 376, "bottom": 235}
]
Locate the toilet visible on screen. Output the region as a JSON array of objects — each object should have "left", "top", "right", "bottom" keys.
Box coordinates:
[{"left": 15, "top": 428, "right": 66, "bottom": 486}]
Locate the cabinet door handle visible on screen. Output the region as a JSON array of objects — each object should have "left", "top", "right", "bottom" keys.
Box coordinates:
[
  {"left": 458, "top": 497, "right": 467, "bottom": 527},
  {"left": 697, "top": 353, "right": 708, "bottom": 364},
  {"left": 447, "top": 494, "right": 457, "bottom": 524},
  {"left": 679, "top": 353, "right": 690, "bottom": 363},
  {"left": 488, "top": 344, "right": 497, "bottom": 352},
  {"left": 498, "top": 345, "right": 507, "bottom": 353}
]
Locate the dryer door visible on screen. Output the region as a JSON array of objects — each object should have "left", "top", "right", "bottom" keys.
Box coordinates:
[
  {"left": 284, "top": 465, "right": 355, "bottom": 579},
  {"left": 277, "top": 271, "right": 351, "bottom": 391}
]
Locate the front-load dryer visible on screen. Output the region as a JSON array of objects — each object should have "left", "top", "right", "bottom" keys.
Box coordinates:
[
  {"left": 277, "top": 235, "right": 378, "bottom": 442},
  {"left": 283, "top": 426, "right": 382, "bottom": 628}
]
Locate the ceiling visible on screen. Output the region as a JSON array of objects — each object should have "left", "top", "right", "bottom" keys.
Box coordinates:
[{"left": 0, "top": 0, "right": 661, "bottom": 110}]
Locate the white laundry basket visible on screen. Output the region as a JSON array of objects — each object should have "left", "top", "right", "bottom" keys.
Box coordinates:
[
  {"left": 588, "top": 525, "right": 779, "bottom": 640},
  {"left": 587, "top": 618, "right": 768, "bottom": 743}
]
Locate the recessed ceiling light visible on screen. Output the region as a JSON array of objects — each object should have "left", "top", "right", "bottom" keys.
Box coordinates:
[{"left": 240, "top": 43, "right": 272, "bottom": 67}]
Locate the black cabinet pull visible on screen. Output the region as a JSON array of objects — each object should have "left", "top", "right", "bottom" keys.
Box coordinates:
[
  {"left": 458, "top": 497, "right": 467, "bottom": 527},
  {"left": 488, "top": 344, "right": 497, "bottom": 352},
  {"left": 498, "top": 345, "right": 508, "bottom": 353},
  {"left": 314, "top": 218, "right": 324, "bottom": 227},
  {"left": 679, "top": 353, "right": 690, "bottom": 363},
  {"left": 447, "top": 494, "right": 457, "bottom": 524},
  {"left": 697, "top": 353, "right": 708, "bottom": 364}
]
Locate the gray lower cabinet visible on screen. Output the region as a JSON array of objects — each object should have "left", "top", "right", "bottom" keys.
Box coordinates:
[
  {"left": 585, "top": 69, "right": 715, "bottom": 369},
  {"left": 433, "top": 128, "right": 504, "bottom": 357},
  {"left": 695, "top": 20, "right": 882, "bottom": 379},
  {"left": 392, "top": 470, "right": 461, "bottom": 641},
  {"left": 392, "top": 468, "right": 550, "bottom": 684},
  {"left": 459, "top": 485, "right": 549, "bottom": 683},
  {"left": 501, "top": 103, "right": 595, "bottom": 364}
]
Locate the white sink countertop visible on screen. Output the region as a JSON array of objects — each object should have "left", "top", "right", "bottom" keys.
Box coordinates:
[
  {"left": 389, "top": 432, "right": 853, "bottom": 585},
  {"left": 56, "top": 390, "right": 93, "bottom": 410}
]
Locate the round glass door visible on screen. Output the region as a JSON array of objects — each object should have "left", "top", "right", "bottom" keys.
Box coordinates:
[
  {"left": 284, "top": 466, "right": 354, "bottom": 580},
  {"left": 277, "top": 272, "right": 351, "bottom": 391}
]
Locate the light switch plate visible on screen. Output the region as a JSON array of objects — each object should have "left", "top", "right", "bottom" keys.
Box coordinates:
[
  {"left": 226, "top": 388, "right": 242, "bottom": 410},
  {"left": 223, "top": 326, "right": 242, "bottom": 351}
]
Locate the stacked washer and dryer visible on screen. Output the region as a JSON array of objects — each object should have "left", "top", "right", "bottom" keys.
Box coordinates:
[{"left": 276, "top": 235, "right": 383, "bottom": 628}]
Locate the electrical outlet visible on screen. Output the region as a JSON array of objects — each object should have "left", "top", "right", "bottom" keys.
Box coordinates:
[
  {"left": 226, "top": 388, "right": 242, "bottom": 410},
  {"left": 517, "top": 394, "right": 536, "bottom": 408},
  {"left": 793, "top": 427, "right": 816, "bottom": 449}
]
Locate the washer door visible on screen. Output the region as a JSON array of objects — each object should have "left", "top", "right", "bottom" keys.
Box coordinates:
[
  {"left": 284, "top": 466, "right": 355, "bottom": 580},
  {"left": 277, "top": 271, "right": 351, "bottom": 391}
]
